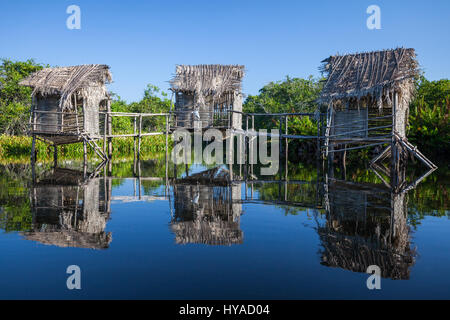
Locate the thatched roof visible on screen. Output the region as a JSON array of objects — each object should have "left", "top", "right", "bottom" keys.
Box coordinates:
[
  {"left": 170, "top": 64, "right": 244, "bottom": 104},
  {"left": 319, "top": 48, "right": 418, "bottom": 106},
  {"left": 19, "top": 64, "right": 112, "bottom": 109}
]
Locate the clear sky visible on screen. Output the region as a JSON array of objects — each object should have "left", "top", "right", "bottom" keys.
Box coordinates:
[{"left": 1, "top": 0, "right": 449, "bottom": 102}]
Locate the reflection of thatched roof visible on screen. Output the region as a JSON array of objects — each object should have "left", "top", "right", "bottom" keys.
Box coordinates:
[
  {"left": 29, "top": 175, "right": 111, "bottom": 249},
  {"left": 171, "top": 180, "right": 243, "bottom": 245},
  {"left": 179, "top": 166, "right": 231, "bottom": 185},
  {"left": 171, "top": 219, "right": 243, "bottom": 245},
  {"left": 318, "top": 229, "right": 414, "bottom": 280},
  {"left": 170, "top": 65, "right": 244, "bottom": 99},
  {"left": 319, "top": 48, "right": 417, "bottom": 105},
  {"left": 23, "top": 230, "right": 112, "bottom": 249},
  {"left": 19, "top": 64, "right": 112, "bottom": 108},
  {"left": 35, "top": 167, "right": 87, "bottom": 186},
  {"left": 320, "top": 179, "right": 414, "bottom": 279}
]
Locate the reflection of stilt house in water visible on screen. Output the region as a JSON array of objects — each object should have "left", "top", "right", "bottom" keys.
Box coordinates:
[
  {"left": 19, "top": 65, "right": 112, "bottom": 159},
  {"left": 24, "top": 168, "right": 112, "bottom": 249},
  {"left": 318, "top": 179, "right": 414, "bottom": 280},
  {"left": 319, "top": 48, "right": 436, "bottom": 170},
  {"left": 169, "top": 65, "right": 244, "bottom": 130},
  {"left": 170, "top": 167, "right": 243, "bottom": 245}
]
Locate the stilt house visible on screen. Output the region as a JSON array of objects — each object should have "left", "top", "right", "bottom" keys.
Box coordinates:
[
  {"left": 319, "top": 48, "right": 436, "bottom": 169},
  {"left": 169, "top": 64, "right": 245, "bottom": 130},
  {"left": 19, "top": 64, "right": 112, "bottom": 146}
]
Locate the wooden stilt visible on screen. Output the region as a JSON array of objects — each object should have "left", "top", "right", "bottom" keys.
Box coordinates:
[
  {"left": 342, "top": 144, "right": 347, "bottom": 180},
  {"left": 173, "top": 139, "right": 177, "bottom": 179},
  {"left": 83, "top": 139, "right": 88, "bottom": 168},
  {"left": 31, "top": 134, "right": 36, "bottom": 182},
  {"left": 279, "top": 116, "right": 282, "bottom": 170},
  {"left": 53, "top": 145, "right": 58, "bottom": 167},
  {"left": 138, "top": 160, "right": 141, "bottom": 200},
  {"left": 134, "top": 116, "right": 137, "bottom": 159},
  {"left": 391, "top": 92, "right": 400, "bottom": 190},
  {"left": 317, "top": 114, "right": 321, "bottom": 159},
  {"left": 165, "top": 114, "right": 169, "bottom": 184},
  {"left": 285, "top": 116, "right": 288, "bottom": 180},
  {"left": 138, "top": 115, "right": 142, "bottom": 159},
  {"left": 251, "top": 115, "right": 254, "bottom": 177},
  {"left": 31, "top": 134, "right": 36, "bottom": 163},
  {"left": 107, "top": 100, "right": 112, "bottom": 159},
  {"left": 103, "top": 113, "right": 107, "bottom": 154}
]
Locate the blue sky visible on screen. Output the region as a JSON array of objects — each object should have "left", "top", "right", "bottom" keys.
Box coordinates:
[{"left": 1, "top": 0, "right": 449, "bottom": 102}]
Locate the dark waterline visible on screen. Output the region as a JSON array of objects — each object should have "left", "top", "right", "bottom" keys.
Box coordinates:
[{"left": 0, "top": 159, "right": 448, "bottom": 299}]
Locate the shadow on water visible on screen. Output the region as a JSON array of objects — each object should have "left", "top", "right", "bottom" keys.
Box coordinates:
[{"left": 0, "top": 157, "right": 448, "bottom": 282}]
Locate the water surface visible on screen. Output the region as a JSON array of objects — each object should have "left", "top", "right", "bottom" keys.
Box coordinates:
[{"left": 0, "top": 160, "right": 448, "bottom": 299}]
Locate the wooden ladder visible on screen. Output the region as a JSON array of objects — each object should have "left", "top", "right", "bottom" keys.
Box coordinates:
[{"left": 81, "top": 133, "right": 108, "bottom": 162}]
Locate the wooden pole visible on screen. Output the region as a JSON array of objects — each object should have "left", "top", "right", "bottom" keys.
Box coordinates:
[
  {"left": 317, "top": 114, "right": 320, "bottom": 159},
  {"left": 279, "top": 116, "right": 283, "bottom": 176},
  {"left": 138, "top": 159, "right": 142, "bottom": 200},
  {"left": 138, "top": 115, "right": 142, "bottom": 158},
  {"left": 285, "top": 116, "right": 288, "bottom": 180},
  {"left": 83, "top": 140, "right": 88, "bottom": 165},
  {"left": 31, "top": 101, "right": 37, "bottom": 163},
  {"left": 133, "top": 116, "right": 137, "bottom": 158},
  {"left": 31, "top": 134, "right": 36, "bottom": 163},
  {"left": 82, "top": 97, "right": 88, "bottom": 167},
  {"left": 53, "top": 145, "right": 58, "bottom": 167},
  {"left": 74, "top": 94, "right": 80, "bottom": 135},
  {"left": 107, "top": 100, "right": 112, "bottom": 159},
  {"left": 103, "top": 113, "right": 107, "bottom": 154},
  {"left": 391, "top": 92, "right": 399, "bottom": 190},
  {"left": 245, "top": 114, "right": 248, "bottom": 168},
  {"left": 251, "top": 115, "right": 255, "bottom": 177},
  {"left": 173, "top": 139, "right": 177, "bottom": 179},
  {"left": 165, "top": 114, "right": 169, "bottom": 184}
]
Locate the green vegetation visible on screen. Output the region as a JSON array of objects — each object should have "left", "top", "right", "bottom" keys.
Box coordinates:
[
  {"left": 0, "top": 59, "right": 45, "bottom": 135},
  {"left": 0, "top": 135, "right": 170, "bottom": 163},
  {"left": 408, "top": 77, "right": 450, "bottom": 155}
]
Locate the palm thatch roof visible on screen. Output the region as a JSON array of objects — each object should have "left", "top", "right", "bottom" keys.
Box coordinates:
[
  {"left": 170, "top": 64, "right": 244, "bottom": 104},
  {"left": 19, "top": 64, "right": 112, "bottom": 109},
  {"left": 319, "top": 48, "right": 418, "bottom": 107}
]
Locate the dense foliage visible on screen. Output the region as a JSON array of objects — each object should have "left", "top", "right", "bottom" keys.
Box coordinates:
[
  {"left": 243, "top": 76, "right": 322, "bottom": 128},
  {"left": 110, "top": 85, "right": 171, "bottom": 134},
  {"left": 408, "top": 77, "right": 450, "bottom": 155},
  {"left": 0, "top": 59, "right": 45, "bottom": 135}
]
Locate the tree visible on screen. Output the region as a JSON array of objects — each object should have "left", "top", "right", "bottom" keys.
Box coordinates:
[
  {"left": 0, "top": 59, "right": 45, "bottom": 135},
  {"left": 408, "top": 76, "right": 450, "bottom": 154},
  {"left": 129, "top": 84, "right": 172, "bottom": 131},
  {"left": 243, "top": 76, "right": 323, "bottom": 129}
]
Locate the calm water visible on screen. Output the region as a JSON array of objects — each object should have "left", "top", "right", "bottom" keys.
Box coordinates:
[{"left": 0, "top": 159, "right": 448, "bottom": 299}]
